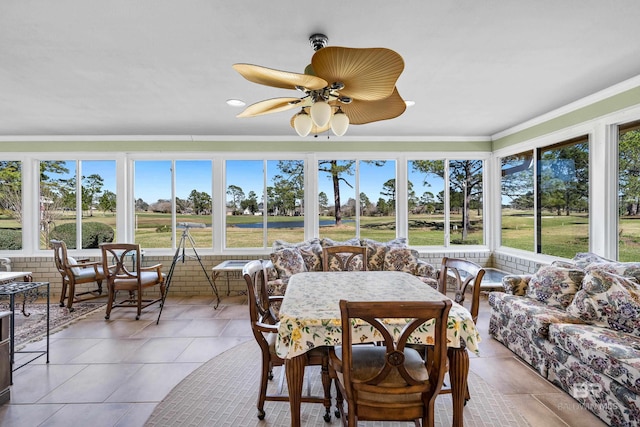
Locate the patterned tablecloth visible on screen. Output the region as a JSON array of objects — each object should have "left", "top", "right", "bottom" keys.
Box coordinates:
[{"left": 276, "top": 271, "right": 481, "bottom": 359}]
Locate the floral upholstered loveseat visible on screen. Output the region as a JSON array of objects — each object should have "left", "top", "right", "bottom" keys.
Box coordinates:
[
  {"left": 263, "top": 237, "right": 438, "bottom": 296},
  {"left": 489, "top": 253, "right": 640, "bottom": 426}
]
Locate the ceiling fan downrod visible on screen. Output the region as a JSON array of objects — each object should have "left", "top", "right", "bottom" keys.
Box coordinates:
[{"left": 309, "top": 33, "right": 328, "bottom": 51}]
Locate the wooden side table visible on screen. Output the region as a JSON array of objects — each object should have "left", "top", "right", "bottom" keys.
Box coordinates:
[{"left": 212, "top": 260, "right": 252, "bottom": 296}]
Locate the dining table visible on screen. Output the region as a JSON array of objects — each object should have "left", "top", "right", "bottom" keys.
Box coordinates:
[{"left": 275, "top": 270, "right": 481, "bottom": 427}]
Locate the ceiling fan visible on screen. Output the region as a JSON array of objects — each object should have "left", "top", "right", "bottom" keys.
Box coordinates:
[{"left": 232, "top": 34, "right": 406, "bottom": 137}]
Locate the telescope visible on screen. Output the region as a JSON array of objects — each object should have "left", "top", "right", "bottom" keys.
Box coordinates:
[{"left": 177, "top": 222, "right": 206, "bottom": 229}]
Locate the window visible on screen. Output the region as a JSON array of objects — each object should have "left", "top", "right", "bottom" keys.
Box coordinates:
[
  {"left": 134, "top": 160, "right": 172, "bottom": 248},
  {"left": 226, "top": 160, "right": 264, "bottom": 248},
  {"left": 500, "top": 151, "right": 534, "bottom": 251},
  {"left": 358, "top": 160, "right": 396, "bottom": 241},
  {"left": 266, "top": 160, "right": 305, "bottom": 247},
  {"left": 39, "top": 160, "right": 76, "bottom": 249},
  {"left": 318, "top": 160, "right": 357, "bottom": 241},
  {"left": 618, "top": 121, "right": 640, "bottom": 261},
  {"left": 80, "top": 161, "right": 117, "bottom": 249},
  {"left": 175, "top": 160, "right": 212, "bottom": 249},
  {"left": 537, "top": 137, "right": 589, "bottom": 257},
  {"left": 449, "top": 160, "right": 484, "bottom": 245},
  {"left": 408, "top": 160, "right": 445, "bottom": 245},
  {"left": 38, "top": 160, "right": 117, "bottom": 250},
  {"left": 0, "top": 161, "right": 22, "bottom": 250}
]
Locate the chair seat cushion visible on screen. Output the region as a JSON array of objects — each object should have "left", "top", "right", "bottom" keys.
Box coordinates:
[
  {"left": 334, "top": 345, "right": 428, "bottom": 404},
  {"left": 114, "top": 271, "right": 163, "bottom": 288},
  {"left": 73, "top": 265, "right": 105, "bottom": 280}
]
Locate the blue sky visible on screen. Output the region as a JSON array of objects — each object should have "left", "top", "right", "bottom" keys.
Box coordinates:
[{"left": 52, "top": 159, "right": 444, "bottom": 205}]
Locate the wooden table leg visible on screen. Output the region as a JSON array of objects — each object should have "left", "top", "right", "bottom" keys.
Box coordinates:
[
  {"left": 285, "top": 353, "right": 307, "bottom": 427},
  {"left": 448, "top": 346, "right": 470, "bottom": 427}
]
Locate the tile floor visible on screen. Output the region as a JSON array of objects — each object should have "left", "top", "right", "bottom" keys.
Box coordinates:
[{"left": 0, "top": 294, "right": 607, "bottom": 427}]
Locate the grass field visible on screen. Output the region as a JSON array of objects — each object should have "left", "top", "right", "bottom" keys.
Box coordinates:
[{"left": 2, "top": 209, "right": 640, "bottom": 260}]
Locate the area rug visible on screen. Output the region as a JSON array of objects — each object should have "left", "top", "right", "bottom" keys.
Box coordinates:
[
  {"left": 0, "top": 300, "right": 107, "bottom": 349},
  {"left": 145, "top": 340, "right": 530, "bottom": 427}
]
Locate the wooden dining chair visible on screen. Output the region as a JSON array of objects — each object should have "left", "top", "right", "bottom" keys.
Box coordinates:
[
  {"left": 329, "top": 299, "right": 452, "bottom": 427},
  {"left": 243, "top": 260, "right": 333, "bottom": 422},
  {"left": 99, "top": 243, "right": 165, "bottom": 320},
  {"left": 322, "top": 245, "right": 368, "bottom": 272},
  {"left": 437, "top": 257, "right": 485, "bottom": 324},
  {"left": 51, "top": 239, "right": 106, "bottom": 311}
]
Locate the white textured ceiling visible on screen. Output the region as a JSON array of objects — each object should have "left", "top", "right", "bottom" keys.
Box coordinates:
[{"left": 1, "top": 0, "right": 640, "bottom": 139}]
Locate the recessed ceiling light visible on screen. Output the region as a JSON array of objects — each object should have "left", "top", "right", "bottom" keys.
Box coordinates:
[
  {"left": 226, "top": 99, "right": 246, "bottom": 107},
  {"left": 405, "top": 100, "right": 415, "bottom": 107}
]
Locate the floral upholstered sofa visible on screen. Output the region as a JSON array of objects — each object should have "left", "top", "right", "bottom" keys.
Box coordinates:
[
  {"left": 263, "top": 237, "right": 438, "bottom": 296},
  {"left": 489, "top": 253, "right": 640, "bottom": 426}
]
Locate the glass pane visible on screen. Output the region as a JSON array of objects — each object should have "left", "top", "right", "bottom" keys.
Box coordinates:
[
  {"left": 134, "top": 160, "right": 172, "bottom": 248},
  {"left": 618, "top": 125, "right": 640, "bottom": 261},
  {"left": 267, "top": 160, "right": 305, "bottom": 246},
  {"left": 408, "top": 160, "right": 445, "bottom": 245},
  {"left": 318, "top": 160, "right": 356, "bottom": 241},
  {"left": 359, "top": 160, "right": 396, "bottom": 241},
  {"left": 40, "top": 160, "right": 76, "bottom": 249},
  {"left": 501, "top": 151, "right": 534, "bottom": 251},
  {"left": 538, "top": 139, "right": 589, "bottom": 257},
  {"left": 450, "top": 160, "right": 484, "bottom": 245},
  {"left": 175, "top": 160, "right": 212, "bottom": 249},
  {"left": 80, "top": 161, "right": 117, "bottom": 249},
  {"left": 226, "top": 160, "right": 264, "bottom": 248},
  {"left": 0, "top": 161, "right": 23, "bottom": 250}
]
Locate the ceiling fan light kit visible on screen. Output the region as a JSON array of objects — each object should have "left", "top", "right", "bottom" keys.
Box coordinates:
[
  {"left": 293, "top": 110, "right": 313, "bottom": 137},
  {"left": 233, "top": 33, "right": 405, "bottom": 137}
]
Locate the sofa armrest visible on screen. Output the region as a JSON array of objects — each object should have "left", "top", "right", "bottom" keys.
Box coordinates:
[
  {"left": 502, "top": 274, "right": 532, "bottom": 296},
  {"left": 262, "top": 260, "right": 279, "bottom": 281},
  {"left": 415, "top": 259, "right": 437, "bottom": 279}
]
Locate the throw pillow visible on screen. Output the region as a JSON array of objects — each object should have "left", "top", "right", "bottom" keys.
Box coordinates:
[
  {"left": 320, "top": 237, "right": 361, "bottom": 247},
  {"left": 362, "top": 238, "right": 408, "bottom": 271},
  {"left": 566, "top": 269, "right": 640, "bottom": 336},
  {"left": 272, "top": 239, "right": 322, "bottom": 271},
  {"left": 383, "top": 248, "right": 420, "bottom": 275},
  {"left": 270, "top": 248, "right": 307, "bottom": 283},
  {"left": 525, "top": 264, "right": 585, "bottom": 309},
  {"left": 572, "top": 252, "right": 613, "bottom": 269},
  {"left": 586, "top": 261, "right": 640, "bottom": 284},
  {"left": 272, "top": 238, "right": 321, "bottom": 251},
  {"left": 66, "top": 256, "right": 82, "bottom": 276}
]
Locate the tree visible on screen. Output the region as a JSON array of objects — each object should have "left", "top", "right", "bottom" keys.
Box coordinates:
[
  {"left": 412, "top": 160, "right": 483, "bottom": 240},
  {"left": 82, "top": 174, "right": 104, "bottom": 216},
  {"left": 318, "top": 191, "right": 329, "bottom": 212},
  {"left": 226, "top": 185, "right": 245, "bottom": 213},
  {"left": 274, "top": 161, "right": 305, "bottom": 215},
  {"left": 188, "top": 190, "right": 211, "bottom": 215},
  {"left": 99, "top": 190, "right": 116, "bottom": 214},
  {"left": 240, "top": 190, "right": 259, "bottom": 214},
  {"left": 618, "top": 130, "right": 640, "bottom": 215},
  {"left": 359, "top": 192, "right": 371, "bottom": 216},
  {"left": 381, "top": 179, "right": 397, "bottom": 212}
]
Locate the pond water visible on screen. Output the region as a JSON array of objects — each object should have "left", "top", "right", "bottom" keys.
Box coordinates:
[{"left": 233, "top": 219, "right": 354, "bottom": 229}]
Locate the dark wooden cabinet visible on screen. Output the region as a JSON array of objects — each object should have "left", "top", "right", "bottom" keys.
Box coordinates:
[{"left": 0, "top": 311, "right": 10, "bottom": 404}]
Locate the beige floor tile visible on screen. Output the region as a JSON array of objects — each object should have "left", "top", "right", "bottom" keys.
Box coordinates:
[
  {"left": 470, "top": 356, "right": 560, "bottom": 395},
  {"left": 105, "top": 363, "right": 201, "bottom": 403},
  {"left": 38, "top": 363, "right": 144, "bottom": 403},
  {"left": 174, "top": 336, "right": 252, "bottom": 362},
  {"left": 0, "top": 403, "right": 65, "bottom": 426},
  {"left": 533, "top": 392, "right": 608, "bottom": 426}
]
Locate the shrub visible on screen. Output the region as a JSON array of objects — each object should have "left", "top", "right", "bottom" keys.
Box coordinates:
[
  {"left": 50, "top": 222, "right": 114, "bottom": 249},
  {"left": 0, "top": 229, "right": 22, "bottom": 250}
]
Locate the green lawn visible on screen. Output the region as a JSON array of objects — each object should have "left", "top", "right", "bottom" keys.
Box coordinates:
[{"left": 3, "top": 209, "right": 640, "bottom": 260}]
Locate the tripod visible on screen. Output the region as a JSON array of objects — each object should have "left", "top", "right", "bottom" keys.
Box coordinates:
[{"left": 156, "top": 224, "right": 220, "bottom": 325}]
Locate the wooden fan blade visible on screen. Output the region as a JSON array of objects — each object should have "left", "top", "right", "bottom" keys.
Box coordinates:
[
  {"left": 311, "top": 47, "right": 404, "bottom": 101},
  {"left": 233, "top": 63, "right": 328, "bottom": 91},
  {"left": 237, "top": 97, "right": 302, "bottom": 118},
  {"left": 339, "top": 87, "right": 406, "bottom": 125},
  {"left": 289, "top": 111, "right": 330, "bottom": 134}
]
